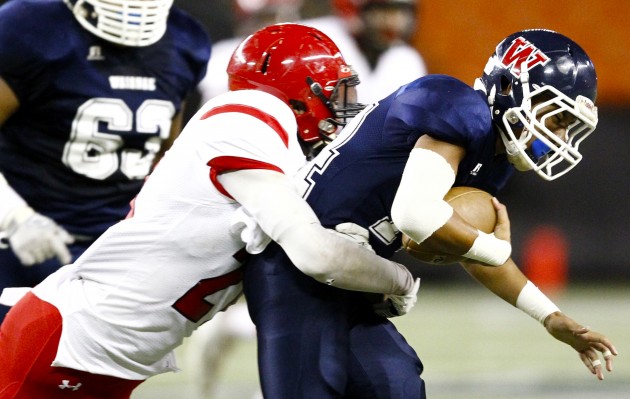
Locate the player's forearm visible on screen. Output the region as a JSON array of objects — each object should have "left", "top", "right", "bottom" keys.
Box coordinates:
[
  {"left": 279, "top": 223, "right": 415, "bottom": 295},
  {"left": 460, "top": 257, "right": 527, "bottom": 305},
  {"left": 461, "top": 258, "right": 560, "bottom": 324}
]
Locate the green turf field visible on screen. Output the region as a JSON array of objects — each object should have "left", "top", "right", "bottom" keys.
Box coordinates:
[{"left": 133, "top": 282, "right": 629, "bottom": 399}]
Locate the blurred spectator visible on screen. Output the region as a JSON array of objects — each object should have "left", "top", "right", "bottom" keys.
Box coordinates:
[
  {"left": 198, "top": 0, "right": 426, "bottom": 105},
  {"left": 198, "top": 0, "right": 305, "bottom": 106},
  {"left": 174, "top": 0, "right": 235, "bottom": 42},
  {"left": 304, "top": 0, "right": 427, "bottom": 103}
]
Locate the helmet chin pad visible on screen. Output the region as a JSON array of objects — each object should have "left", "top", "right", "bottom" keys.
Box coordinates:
[
  {"left": 500, "top": 130, "right": 532, "bottom": 172},
  {"left": 529, "top": 139, "right": 551, "bottom": 162}
]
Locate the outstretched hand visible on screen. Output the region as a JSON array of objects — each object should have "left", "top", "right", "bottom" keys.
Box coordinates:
[{"left": 544, "top": 312, "right": 618, "bottom": 380}]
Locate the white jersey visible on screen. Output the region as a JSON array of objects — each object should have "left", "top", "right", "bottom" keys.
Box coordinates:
[
  {"left": 32, "top": 90, "right": 305, "bottom": 380},
  {"left": 198, "top": 16, "right": 427, "bottom": 105}
]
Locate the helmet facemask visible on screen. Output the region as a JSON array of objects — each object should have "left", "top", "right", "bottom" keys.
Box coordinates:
[
  {"left": 65, "top": 0, "right": 173, "bottom": 47},
  {"left": 495, "top": 75, "right": 598, "bottom": 181},
  {"left": 307, "top": 70, "right": 364, "bottom": 143},
  {"left": 475, "top": 30, "right": 599, "bottom": 181}
]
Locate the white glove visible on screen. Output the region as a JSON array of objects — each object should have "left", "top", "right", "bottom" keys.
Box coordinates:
[
  {"left": 230, "top": 206, "right": 272, "bottom": 255},
  {"left": 1, "top": 206, "right": 74, "bottom": 266},
  {"left": 373, "top": 277, "right": 421, "bottom": 318}
]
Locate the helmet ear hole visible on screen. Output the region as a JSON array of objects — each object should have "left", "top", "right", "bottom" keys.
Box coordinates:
[
  {"left": 289, "top": 100, "right": 307, "bottom": 115},
  {"left": 500, "top": 76, "right": 512, "bottom": 95},
  {"left": 261, "top": 54, "right": 271, "bottom": 74}
]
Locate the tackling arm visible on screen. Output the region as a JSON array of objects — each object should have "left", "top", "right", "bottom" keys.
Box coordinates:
[{"left": 218, "top": 168, "right": 415, "bottom": 296}]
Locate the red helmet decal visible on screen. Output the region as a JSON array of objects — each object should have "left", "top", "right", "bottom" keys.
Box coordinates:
[{"left": 501, "top": 37, "right": 550, "bottom": 77}]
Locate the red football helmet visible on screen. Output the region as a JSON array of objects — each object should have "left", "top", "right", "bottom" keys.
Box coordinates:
[{"left": 227, "top": 23, "right": 364, "bottom": 151}]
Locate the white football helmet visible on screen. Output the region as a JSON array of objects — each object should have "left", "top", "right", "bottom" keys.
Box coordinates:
[{"left": 65, "top": 0, "right": 173, "bottom": 47}]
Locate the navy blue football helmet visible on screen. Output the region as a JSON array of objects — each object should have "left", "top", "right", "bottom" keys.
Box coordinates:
[{"left": 474, "top": 29, "right": 598, "bottom": 180}]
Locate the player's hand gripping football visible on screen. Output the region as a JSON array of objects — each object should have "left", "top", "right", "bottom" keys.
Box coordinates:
[
  {"left": 491, "top": 196, "right": 511, "bottom": 245},
  {"left": 0, "top": 206, "right": 74, "bottom": 266},
  {"left": 373, "top": 277, "right": 421, "bottom": 318},
  {"left": 544, "top": 312, "right": 618, "bottom": 380}
]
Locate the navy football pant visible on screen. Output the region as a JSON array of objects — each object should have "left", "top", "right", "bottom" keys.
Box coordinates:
[{"left": 244, "top": 242, "right": 426, "bottom": 399}]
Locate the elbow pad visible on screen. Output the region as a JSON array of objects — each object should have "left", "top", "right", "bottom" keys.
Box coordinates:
[{"left": 391, "top": 148, "right": 455, "bottom": 244}]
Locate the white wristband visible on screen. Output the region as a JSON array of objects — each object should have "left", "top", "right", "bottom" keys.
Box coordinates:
[
  {"left": 516, "top": 281, "right": 560, "bottom": 324},
  {"left": 463, "top": 230, "right": 511, "bottom": 266}
]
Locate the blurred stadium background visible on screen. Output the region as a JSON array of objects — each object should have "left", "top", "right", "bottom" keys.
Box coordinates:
[{"left": 0, "top": 0, "right": 624, "bottom": 397}]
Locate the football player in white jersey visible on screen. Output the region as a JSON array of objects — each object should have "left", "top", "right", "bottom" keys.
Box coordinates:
[{"left": 0, "top": 24, "right": 419, "bottom": 398}]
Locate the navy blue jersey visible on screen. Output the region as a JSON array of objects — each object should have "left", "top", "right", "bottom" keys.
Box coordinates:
[
  {"left": 296, "top": 75, "right": 514, "bottom": 257},
  {"left": 0, "top": 0, "right": 210, "bottom": 237}
]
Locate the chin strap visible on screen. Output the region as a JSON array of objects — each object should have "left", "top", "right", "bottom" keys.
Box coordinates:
[
  {"left": 519, "top": 59, "right": 532, "bottom": 111},
  {"left": 498, "top": 127, "right": 533, "bottom": 172}
]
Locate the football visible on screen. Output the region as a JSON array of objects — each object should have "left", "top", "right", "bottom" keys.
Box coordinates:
[{"left": 401, "top": 186, "right": 496, "bottom": 264}]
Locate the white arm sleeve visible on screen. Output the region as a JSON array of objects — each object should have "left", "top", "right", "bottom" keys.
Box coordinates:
[
  {"left": 218, "top": 169, "right": 415, "bottom": 295},
  {"left": 391, "top": 148, "right": 456, "bottom": 244},
  {"left": 0, "top": 172, "right": 30, "bottom": 230}
]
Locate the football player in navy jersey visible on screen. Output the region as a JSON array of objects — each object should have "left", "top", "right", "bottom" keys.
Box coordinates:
[
  {"left": 0, "top": 0, "right": 210, "bottom": 319},
  {"left": 243, "top": 29, "right": 617, "bottom": 398}
]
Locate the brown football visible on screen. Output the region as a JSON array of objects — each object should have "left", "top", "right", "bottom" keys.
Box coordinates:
[{"left": 401, "top": 186, "right": 497, "bottom": 264}]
